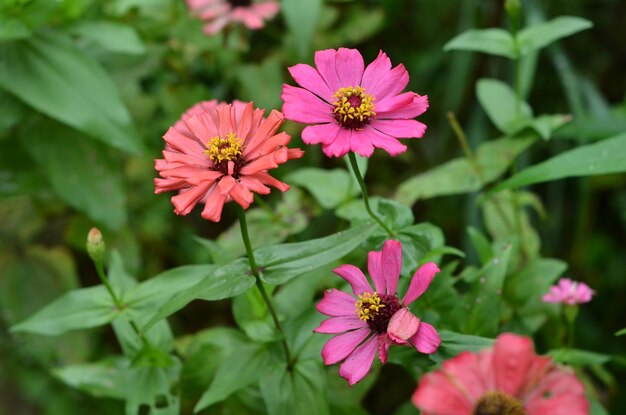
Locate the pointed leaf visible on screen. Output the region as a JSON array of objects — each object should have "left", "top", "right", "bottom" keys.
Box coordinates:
[
  {"left": 444, "top": 28, "right": 516, "bottom": 58},
  {"left": 517, "top": 16, "right": 593, "bottom": 55},
  {"left": 477, "top": 78, "right": 533, "bottom": 134}
]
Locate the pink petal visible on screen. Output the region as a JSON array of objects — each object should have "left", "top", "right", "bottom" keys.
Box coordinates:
[
  {"left": 321, "top": 126, "right": 352, "bottom": 158},
  {"left": 314, "top": 49, "right": 341, "bottom": 92},
  {"left": 200, "top": 187, "right": 227, "bottom": 222},
  {"left": 288, "top": 63, "right": 333, "bottom": 102},
  {"left": 349, "top": 129, "right": 375, "bottom": 157},
  {"left": 523, "top": 367, "right": 585, "bottom": 402},
  {"left": 171, "top": 182, "right": 213, "bottom": 215},
  {"left": 231, "top": 8, "right": 265, "bottom": 29},
  {"left": 440, "top": 351, "right": 490, "bottom": 400},
  {"left": 370, "top": 119, "right": 427, "bottom": 139},
  {"left": 333, "top": 264, "right": 372, "bottom": 296},
  {"left": 228, "top": 181, "right": 254, "bottom": 209},
  {"left": 402, "top": 262, "right": 440, "bottom": 306},
  {"left": 281, "top": 85, "right": 333, "bottom": 124},
  {"left": 321, "top": 327, "right": 370, "bottom": 365},
  {"left": 411, "top": 321, "right": 440, "bottom": 354},
  {"left": 367, "top": 250, "right": 386, "bottom": 294},
  {"left": 338, "top": 335, "right": 378, "bottom": 385},
  {"left": 387, "top": 308, "right": 420, "bottom": 342},
  {"left": 377, "top": 334, "right": 391, "bottom": 364},
  {"left": 412, "top": 371, "right": 474, "bottom": 414},
  {"left": 525, "top": 392, "right": 589, "bottom": 415},
  {"left": 377, "top": 93, "right": 429, "bottom": 119},
  {"left": 317, "top": 288, "right": 357, "bottom": 317},
  {"left": 381, "top": 240, "right": 402, "bottom": 295},
  {"left": 361, "top": 51, "right": 409, "bottom": 100},
  {"left": 315, "top": 316, "right": 367, "bottom": 334},
  {"left": 493, "top": 333, "right": 536, "bottom": 396},
  {"left": 335, "top": 48, "right": 364, "bottom": 87},
  {"left": 249, "top": 2, "right": 280, "bottom": 19},
  {"left": 361, "top": 126, "right": 408, "bottom": 156},
  {"left": 301, "top": 123, "right": 341, "bottom": 145},
  {"left": 163, "top": 126, "right": 205, "bottom": 155}
]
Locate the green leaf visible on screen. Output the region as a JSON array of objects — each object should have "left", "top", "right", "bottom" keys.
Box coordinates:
[
  {"left": 615, "top": 328, "right": 626, "bottom": 336},
  {"left": 465, "top": 240, "right": 513, "bottom": 337},
  {"left": 493, "top": 132, "right": 626, "bottom": 191},
  {"left": 25, "top": 122, "right": 127, "bottom": 230},
  {"left": 237, "top": 57, "right": 284, "bottom": 111},
  {"left": 434, "top": 330, "right": 494, "bottom": 360},
  {"left": 281, "top": 0, "right": 322, "bottom": 57},
  {"left": 517, "top": 16, "right": 593, "bottom": 55},
  {"left": 548, "top": 349, "right": 611, "bottom": 366},
  {"left": 395, "top": 135, "right": 536, "bottom": 205},
  {"left": 53, "top": 357, "right": 129, "bottom": 400},
  {"left": 141, "top": 260, "right": 255, "bottom": 333},
  {"left": 194, "top": 342, "right": 278, "bottom": 412},
  {"left": 336, "top": 197, "right": 413, "bottom": 233},
  {"left": 124, "top": 354, "right": 182, "bottom": 415},
  {"left": 11, "top": 285, "right": 119, "bottom": 335},
  {"left": 69, "top": 20, "right": 146, "bottom": 55},
  {"left": 476, "top": 78, "right": 533, "bottom": 134},
  {"left": 260, "top": 360, "right": 329, "bottom": 415},
  {"left": 0, "top": 31, "right": 142, "bottom": 154},
  {"left": 444, "top": 28, "right": 516, "bottom": 59},
  {"left": 256, "top": 225, "right": 375, "bottom": 285},
  {"left": 232, "top": 285, "right": 279, "bottom": 342},
  {"left": 467, "top": 226, "right": 493, "bottom": 265},
  {"left": 287, "top": 168, "right": 359, "bottom": 209}
]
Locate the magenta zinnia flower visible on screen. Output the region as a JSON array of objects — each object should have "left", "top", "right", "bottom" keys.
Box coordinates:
[
  {"left": 186, "top": 0, "right": 279, "bottom": 35},
  {"left": 315, "top": 240, "right": 441, "bottom": 385},
  {"left": 281, "top": 48, "right": 428, "bottom": 158},
  {"left": 412, "top": 333, "right": 590, "bottom": 415},
  {"left": 155, "top": 101, "right": 304, "bottom": 222},
  {"left": 543, "top": 278, "right": 593, "bottom": 305}
]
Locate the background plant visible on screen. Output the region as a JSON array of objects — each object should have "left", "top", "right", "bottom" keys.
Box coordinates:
[{"left": 1, "top": 0, "right": 625, "bottom": 414}]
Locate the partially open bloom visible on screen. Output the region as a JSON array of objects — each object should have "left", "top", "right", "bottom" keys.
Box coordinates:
[
  {"left": 315, "top": 240, "right": 441, "bottom": 385},
  {"left": 155, "top": 101, "right": 304, "bottom": 222},
  {"left": 412, "top": 333, "right": 589, "bottom": 415},
  {"left": 282, "top": 48, "right": 428, "bottom": 158},
  {"left": 186, "top": 0, "right": 279, "bottom": 35},
  {"left": 543, "top": 278, "right": 593, "bottom": 305}
]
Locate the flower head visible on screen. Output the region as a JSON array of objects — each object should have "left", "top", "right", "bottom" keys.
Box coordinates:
[
  {"left": 412, "top": 333, "right": 590, "bottom": 415},
  {"left": 543, "top": 278, "right": 593, "bottom": 305},
  {"left": 282, "top": 48, "right": 428, "bottom": 158},
  {"left": 315, "top": 240, "right": 441, "bottom": 385},
  {"left": 186, "top": 0, "right": 279, "bottom": 35},
  {"left": 155, "top": 101, "right": 304, "bottom": 222}
]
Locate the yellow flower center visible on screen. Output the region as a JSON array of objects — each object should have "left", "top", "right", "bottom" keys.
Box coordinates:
[
  {"left": 332, "top": 86, "right": 376, "bottom": 129},
  {"left": 355, "top": 292, "right": 385, "bottom": 322},
  {"left": 473, "top": 391, "right": 526, "bottom": 415},
  {"left": 205, "top": 132, "right": 243, "bottom": 164}
]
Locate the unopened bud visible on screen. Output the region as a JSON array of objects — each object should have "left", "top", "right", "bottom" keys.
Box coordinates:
[
  {"left": 87, "top": 227, "right": 106, "bottom": 263},
  {"left": 505, "top": 0, "right": 522, "bottom": 32}
]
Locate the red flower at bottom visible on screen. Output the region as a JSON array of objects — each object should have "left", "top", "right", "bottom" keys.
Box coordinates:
[
  {"left": 412, "top": 333, "right": 589, "bottom": 415},
  {"left": 155, "top": 101, "right": 303, "bottom": 221}
]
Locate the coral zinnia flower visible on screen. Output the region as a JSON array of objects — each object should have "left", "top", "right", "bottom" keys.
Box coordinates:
[
  {"left": 315, "top": 240, "right": 441, "bottom": 385},
  {"left": 412, "top": 333, "right": 590, "bottom": 415},
  {"left": 155, "top": 101, "right": 304, "bottom": 222},
  {"left": 186, "top": 0, "right": 280, "bottom": 35},
  {"left": 543, "top": 278, "right": 593, "bottom": 305},
  {"left": 281, "top": 48, "right": 428, "bottom": 158}
]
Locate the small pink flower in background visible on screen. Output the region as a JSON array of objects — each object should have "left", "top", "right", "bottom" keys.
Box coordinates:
[
  {"left": 155, "top": 101, "right": 304, "bottom": 222},
  {"left": 186, "top": 0, "right": 280, "bottom": 35},
  {"left": 543, "top": 278, "right": 594, "bottom": 305},
  {"left": 315, "top": 240, "right": 441, "bottom": 385},
  {"left": 412, "top": 333, "right": 589, "bottom": 415},
  {"left": 282, "top": 48, "right": 428, "bottom": 158}
]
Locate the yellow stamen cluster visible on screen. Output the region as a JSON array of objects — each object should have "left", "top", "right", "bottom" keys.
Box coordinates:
[
  {"left": 332, "top": 86, "right": 376, "bottom": 125},
  {"left": 355, "top": 292, "right": 385, "bottom": 322},
  {"left": 205, "top": 132, "right": 243, "bottom": 164}
]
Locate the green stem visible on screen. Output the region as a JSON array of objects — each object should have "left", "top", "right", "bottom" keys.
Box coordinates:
[
  {"left": 347, "top": 152, "right": 395, "bottom": 238},
  {"left": 236, "top": 205, "right": 294, "bottom": 370},
  {"left": 95, "top": 262, "right": 150, "bottom": 348}
]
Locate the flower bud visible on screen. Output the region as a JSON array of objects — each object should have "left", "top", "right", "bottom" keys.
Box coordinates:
[{"left": 87, "top": 227, "right": 106, "bottom": 263}]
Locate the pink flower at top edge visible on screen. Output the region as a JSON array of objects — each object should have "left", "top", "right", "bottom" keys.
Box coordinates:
[
  {"left": 154, "top": 101, "right": 304, "bottom": 222},
  {"left": 281, "top": 48, "right": 429, "bottom": 158},
  {"left": 314, "top": 240, "right": 441, "bottom": 385},
  {"left": 412, "top": 333, "right": 590, "bottom": 415},
  {"left": 186, "top": 0, "right": 279, "bottom": 35},
  {"left": 543, "top": 278, "right": 594, "bottom": 305}
]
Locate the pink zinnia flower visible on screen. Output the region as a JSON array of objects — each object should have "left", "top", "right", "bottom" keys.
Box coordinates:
[
  {"left": 186, "top": 0, "right": 279, "bottom": 35},
  {"left": 412, "top": 333, "right": 590, "bottom": 415},
  {"left": 281, "top": 48, "right": 429, "bottom": 158},
  {"left": 155, "top": 101, "right": 304, "bottom": 222},
  {"left": 543, "top": 278, "right": 594, "bottom": 305},
  {"left": 315, "top": 240, "right": 441, "bottom": 385}
]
